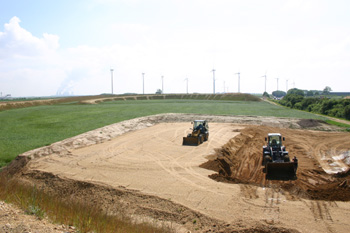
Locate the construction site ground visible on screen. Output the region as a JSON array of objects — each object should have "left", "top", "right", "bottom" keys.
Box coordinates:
[{"left": 3, "top": 114, "right": 350, "bottom": 233}]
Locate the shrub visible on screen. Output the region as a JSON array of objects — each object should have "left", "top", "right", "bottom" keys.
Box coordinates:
[
  {"left": 344, "top": 105, "right": 350, "bottom": 120},
  {"left": 272, "top": 90, "right": 286, "bottom": 98},
  {"left": 287, "top": 88, "right": 305, "bottom": 96},
  {"left": 294, "top": 102, "right": 303, "bottom": 110}
]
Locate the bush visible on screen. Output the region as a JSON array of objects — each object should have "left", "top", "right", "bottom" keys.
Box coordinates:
[
  {"left": 344, "top": 105, "right": 350, "bottom": 120},
  {"left": 287, "top": 88, "right": 305, "bottom": 96},
  {"left": 320, "top": 99, "right": 339, "bottom": 114},
  {"left": 300, "top": 98, "right": 318, "bottom": 110},
  {"left": 278, "top": 89, "right": 350, "bottom": 121},
  {"left": 328, "top": 107, "right": 344, "bottom": 118},
  {"left": 272, "top": 90, "right": 286, "bottom": 98},
  {"left": 294, "top": 102, "right": 303, "bottom": 110},
  {"left": 283, "top": 94, "right": 304, "bottom": 108}
]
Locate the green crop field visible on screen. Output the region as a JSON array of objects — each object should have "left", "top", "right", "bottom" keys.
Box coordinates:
[{"left": 0, "top": 98, "right": 324, "bottom": 168}]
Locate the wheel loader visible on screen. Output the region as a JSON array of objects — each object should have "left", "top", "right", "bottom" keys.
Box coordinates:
[
  {"left": 262, "top": 133, "right": 297, "bottom": 179},
  {"left": 183, "top": 120, "right": 209, "bottom": 146}
]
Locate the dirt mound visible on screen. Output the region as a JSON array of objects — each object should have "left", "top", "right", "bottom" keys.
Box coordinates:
[
  {"left": 201, "top": 125, "right": 350, "bottom": 201},
  {"left": 297, "top": 119, "right": 322, "bottom": 128}
]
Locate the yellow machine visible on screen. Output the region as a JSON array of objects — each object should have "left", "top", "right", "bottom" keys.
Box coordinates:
[{"left": 183, "top": 120, "right": 209, "bottom": 146}]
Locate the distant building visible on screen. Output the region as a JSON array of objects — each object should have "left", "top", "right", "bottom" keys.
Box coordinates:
[{"left": 0, "top": 94, "right": 12, "bottom": 100}]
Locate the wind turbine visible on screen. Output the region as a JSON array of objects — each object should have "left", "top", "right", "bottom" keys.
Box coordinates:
[
  {"left": 286, "top": 79, "right": 289, "bottom": 92},
  {"left": 142, "top": 73, "right": 145, "bottom": 94},
  {"left": 184, "top": 78, "right": 189, "bottom": 94},
  {"left": 275, "top": 77, "right": 279, "bottom": 91},
  {"left": 261, "top": 72, "right": 267, "bottom": 93},
  {"left": 161, "top": 75, "right": 164, "bottom": 94},
  {"left": 212, "top": 69, "right": 216, "bottom": 94},
  {"left": 235, "top": 72, "right": 240, "bottom": 93},
  {"left": 110, "top": 68, "right": 114, "bottom": 94}
]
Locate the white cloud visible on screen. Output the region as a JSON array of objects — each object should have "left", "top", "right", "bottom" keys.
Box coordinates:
[
  {"left": 0, "top": 17, "right": 59, "bottom": 59},
  {"left": 0, "top": 17, "right": 63, "bottom": 96}
]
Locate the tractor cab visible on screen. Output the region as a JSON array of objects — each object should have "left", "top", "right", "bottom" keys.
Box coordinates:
[
  {"left": 266, "top": 133, "right": 284, "bottom": 149},
  {"left": 192, "top": 120, "right": 208, "bottom": 133}
]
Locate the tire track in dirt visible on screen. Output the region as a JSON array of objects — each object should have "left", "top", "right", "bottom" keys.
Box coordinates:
[
  {"left": 263, "top": 181, "right": 281, "bottom": 225},
  {"left": 145, "top": 124, "right": 238, "bottom": 195},
  {"left": 301, "top": 200, "right": 336, "bottom": 233}
]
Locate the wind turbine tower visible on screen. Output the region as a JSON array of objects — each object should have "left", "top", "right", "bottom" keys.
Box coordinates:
[
  {"left": 184, "top": 78, "right": 189, "bottom": 94},
  {"left": 261, "top": 74, "right": 267, "bottom": 93},
  {"left": 110, "top": 68, "right": 114, "bottom": 94},
  {"left": 286, "top": 79, "right": 289, "bottom": 92},
  {"left": 235, "top": 72, "right": 240, "bottom": 93},
  {"left": 275, "top": 78, "right": 279, "bottom": 91},
  {"left": 142, "top": 73, "right": 145, "bottom": 94},
  {"left": 161, "top": 75, "right": 164, "bottom": 94},
  {"left": 212, "top": 69, "right": 216, "bottom": 94}
]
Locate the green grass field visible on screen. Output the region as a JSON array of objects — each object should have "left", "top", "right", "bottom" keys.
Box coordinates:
[{"left": 0, "top": 99, "right": 324, "bottom": 168}]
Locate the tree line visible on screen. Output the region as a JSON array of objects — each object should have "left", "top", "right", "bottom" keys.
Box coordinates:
[{"left": 275, "top": 88, "right": 350, "bottom": 120}]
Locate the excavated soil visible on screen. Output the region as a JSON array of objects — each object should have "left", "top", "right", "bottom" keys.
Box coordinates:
[
  {"left": 2, "top": 113, "right": 350, "bottom": 233},
  {"left": 201, "top": 125, "right": 350, "bottom": 201}
]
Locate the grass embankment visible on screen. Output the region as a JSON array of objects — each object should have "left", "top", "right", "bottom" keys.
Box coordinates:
[
  {"left": 0, "top": 175, "right": 168, "bottom": 233},
  {"left": 325, "top": 120, "right": 350, "bottom": 129}
]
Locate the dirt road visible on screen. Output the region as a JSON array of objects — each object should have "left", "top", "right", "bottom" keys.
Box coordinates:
[{"left": 5, "top": 114, "right": 350, "bottom": 232}]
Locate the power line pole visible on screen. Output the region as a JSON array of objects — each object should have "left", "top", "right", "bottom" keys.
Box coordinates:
[
  {"left": 235, "top": 72, "right": 240, "bottom": 93},
  {"left": 212, "top": 69, "right": 216, "bottom": 94},
  {"left": 142, "top": 73, "right": 145, "bottom": 94},
  {"left": 110, "top": 68, "right": 114, "bottom": 94}
]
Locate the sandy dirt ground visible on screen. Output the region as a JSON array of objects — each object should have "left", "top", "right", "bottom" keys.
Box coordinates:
[{"left": 3, "top": 114, "right": 350, "bottom": 232}]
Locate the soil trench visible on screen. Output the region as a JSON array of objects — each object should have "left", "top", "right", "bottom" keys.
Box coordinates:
[
  {"left": 3, "top": 113, "right": 350, "bottom": 233},
  {"left": 201, "top": 125, "right": 350, "bottom": 201}
]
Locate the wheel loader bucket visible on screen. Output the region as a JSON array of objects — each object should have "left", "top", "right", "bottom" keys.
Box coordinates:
[
  {"left": 266, "top": 162, "right": 297, "bottom": 179},
  {"left": 183, "top": 136, "right": 200, "bottom": 146}
]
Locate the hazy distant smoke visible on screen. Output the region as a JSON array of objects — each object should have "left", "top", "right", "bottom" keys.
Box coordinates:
[
  {"left": 56, "top": 80, "right": 75, "bottom": 96},
  {"left": 56, "top": 68, "right": 87, "bottom": 96}
]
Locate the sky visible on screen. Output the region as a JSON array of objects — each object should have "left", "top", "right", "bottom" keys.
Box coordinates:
[{"left": 0, "top": 0, "right": 350, "bottom": 97}]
